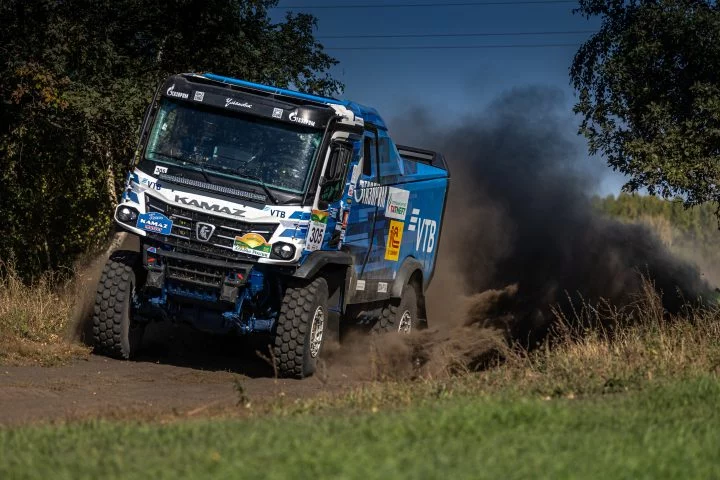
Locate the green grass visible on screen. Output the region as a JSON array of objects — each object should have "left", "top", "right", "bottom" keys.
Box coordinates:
[{"left": 2, "top": 376, "right": 719, "bottom": 480}]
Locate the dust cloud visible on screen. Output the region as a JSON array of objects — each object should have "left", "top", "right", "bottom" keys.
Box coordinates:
[
  {"left": 375, "top": 86, "right": 712, "bottom": 376},
  {"left": 68, "top": 232, "right": 135, "bottom": 342}
]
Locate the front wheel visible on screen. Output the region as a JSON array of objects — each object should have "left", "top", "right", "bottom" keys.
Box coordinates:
[
  {"left": 372, "top": 284, "right": 418, "bottom": 334},
  {"left": 272, "top": 277, "right": 329, "bottom": 379},
  {"left": 92, "top": 251, "right": 145, "bottom": 359}
]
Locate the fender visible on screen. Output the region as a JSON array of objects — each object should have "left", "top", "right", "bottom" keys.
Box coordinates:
[
  {"left": 294, "top": 251, "right": 353, "bottom": 279},
  {"left": 390, "top": 257, "right": 424, "bottom": 299}
]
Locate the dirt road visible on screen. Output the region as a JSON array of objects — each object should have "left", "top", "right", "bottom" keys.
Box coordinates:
[
  {"left": 0, "top": 234, "right": 456, "bottom": 426},
  {"left": 0, "top": 323, "right": 371, "bottom": 426}
]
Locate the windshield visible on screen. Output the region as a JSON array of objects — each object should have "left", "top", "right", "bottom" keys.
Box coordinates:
[{"left": 145, "top": 99, "right": 323, "bottom": 193}]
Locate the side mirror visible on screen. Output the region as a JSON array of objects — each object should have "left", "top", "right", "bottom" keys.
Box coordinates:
[
  {"left": 318, "top": 142, "right": 353, "bottom": 208},
  {"left": 324, "top": 143, "right": 352, "bottom": 183}
]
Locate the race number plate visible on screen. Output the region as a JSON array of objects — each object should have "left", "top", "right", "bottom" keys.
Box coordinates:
[{"left": 305, "top": 210, "right": 328, "bottom": 251}]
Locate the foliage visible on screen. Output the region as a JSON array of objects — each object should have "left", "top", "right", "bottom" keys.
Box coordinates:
[
  {"left": 594, "top": 193, "right": 720, "bottom": 284},
  {"left": 0, "top": 0, "right": 341, "bottom": 279},
  {"left": 571, "top": 1, "right": 720, "bottom": 208},
  {"left": 594, "top": 192, "right": 719, "bottom": 243}
]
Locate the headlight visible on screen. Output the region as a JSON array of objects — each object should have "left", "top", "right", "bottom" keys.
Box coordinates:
[
  {"left": 271, "top": 242, "right": 296, "bottom": 260},
  {"left": 116, "top": 206, "right": 139, "bottom": 223}
]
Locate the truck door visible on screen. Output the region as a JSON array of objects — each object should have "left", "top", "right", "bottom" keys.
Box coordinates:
[
  {"left": 361, "top": 129, "right": 401, "bottom": 282},
  {"left": 342, "top": 129, "right": 380, "bottom": 279}
]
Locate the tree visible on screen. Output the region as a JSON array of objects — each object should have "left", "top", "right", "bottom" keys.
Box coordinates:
[
  {"left": 0, "top": 0, "right": 342, "bottom": 279},
  {"left": 571, "top": 1, "right": 720, "bottom": 208}
]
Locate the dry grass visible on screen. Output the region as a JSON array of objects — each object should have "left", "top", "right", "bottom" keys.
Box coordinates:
[
  {"left": 0, "top": 250, "right": 717, "bottom": 415},
  {"left": 243, "top": 277, "right": 720, "bottom": 416},
  {"left": 0, "top": 263, "right": 89, "bottom": 365},
  {"left": 509, "top": 277, "right": 720, "bottom": 397}
]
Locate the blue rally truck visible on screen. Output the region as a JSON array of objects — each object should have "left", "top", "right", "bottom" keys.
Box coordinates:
[{"left": 96, "top": 73, "right": 449, "bottom": 378}]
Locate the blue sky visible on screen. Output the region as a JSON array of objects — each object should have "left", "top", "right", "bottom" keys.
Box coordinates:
[{"left": 271, "top": 1, "right": 625, "bottom": 195}]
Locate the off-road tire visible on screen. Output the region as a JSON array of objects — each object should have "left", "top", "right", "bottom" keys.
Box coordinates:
[
  {"left": 273, "top": 277, "right": 329, "bottom": 379},
  {"left": 372, "top": 284, "right": 418, "bottom": 334},
  {"left": 92, "top": 251, "right": 144, "bottom": 359}
]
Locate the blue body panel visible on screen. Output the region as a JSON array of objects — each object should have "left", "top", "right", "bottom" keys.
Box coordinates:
[{"left": 305, "top": 128, "right": 449, "bottom": 296}]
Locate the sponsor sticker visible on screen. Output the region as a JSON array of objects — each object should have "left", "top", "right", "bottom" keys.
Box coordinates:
[
  {"left": 225, "top": 98, "right": 252, "bottom": 109},
  {"left": 384, "top": 220, "right": 404, "bottom": 261},
  {"left": 232, "top": 233, "right": 271, "bottom": 258},
  {"left": 264, "top": 206, "right": 287, "bottom": 218},
  {"left": 386, "top": 187, "right": 409, "bottom": 220},
  {"left": 193, "top": 91, "right": 205, "bottom": 102},
  {"left": 141, "top": 178, "right": 162, "bottom": 190},
  {"left": 348, "top": 165, "right": 360, "bottom": 197},
  {"left": 154, "top": 165, "right": 168, "bottom": 175},
  {"left": 356, "top": 280, "right": 366, "bottom": 291},
  {"left": 409, "top": 208, "right": 437, "bottom": 253},
  {"left": 311, "top": 210, "right": 329, "bottom": 224},
  {"left": 136, "top": 212, "right": 173, "bottom": 235},
  {"left": 166, "top": 84, "right": 189, "bottom": 99},
  {"left": 289, "top": 111, "right": 316, "bottom": 127},
  {"left": 305, "top": 210, "right": 328, "bottom": 251},
  {"left": 354, "top": 180, "right": 388, "bottom": 207},
  {"left": 378, "top": 282, "right": 388, "bottom": 293},
  {"left": 272, "top": 108, "right": 283, "bottom": 119}
]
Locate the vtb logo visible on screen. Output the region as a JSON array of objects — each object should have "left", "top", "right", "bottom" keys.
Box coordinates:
[
  {"left": 196, "top": 222, "right": 215, "bottom": 242},
  {"left": 408, "top": 209, "right": 436, "bottom": 254}
]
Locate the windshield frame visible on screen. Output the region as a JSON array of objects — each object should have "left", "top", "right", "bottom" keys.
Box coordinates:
[{"left": 142, "top": 98, "right": 326, "bottom": 196}]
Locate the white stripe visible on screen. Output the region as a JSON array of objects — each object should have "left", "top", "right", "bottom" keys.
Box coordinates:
[
  {"left": 412, "top": 208, "right": 420, "bottom": 215},
  {"left": 408, "top": 224, "right": 416, "bottom": 231}
]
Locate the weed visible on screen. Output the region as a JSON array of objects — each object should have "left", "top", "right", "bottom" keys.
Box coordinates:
[
  {"left": 0, "top": 262, "right": 88, "bottom": 365},
  {"left": 233, "top": 377, "right": 250, "bottom": 407}
]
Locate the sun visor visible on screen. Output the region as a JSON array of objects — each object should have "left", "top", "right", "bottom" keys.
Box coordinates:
[{"left": 159, "top": 76, "right": 333, "bottom": 130}]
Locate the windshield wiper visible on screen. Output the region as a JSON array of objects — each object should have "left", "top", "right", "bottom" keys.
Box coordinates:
[
  {"left": 148, "top": 150, "right": 213, "bottom": 184},
  {"left": 236, "top": 172, "right": 279, "bottom": 205},
  {"left": 210, "top": 163, "right": 278, "bottom": 205}
]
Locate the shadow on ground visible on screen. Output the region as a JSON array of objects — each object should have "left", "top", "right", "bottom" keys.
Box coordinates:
[{"left": 124, "top": 321, "right": 277, "bottom": 378}]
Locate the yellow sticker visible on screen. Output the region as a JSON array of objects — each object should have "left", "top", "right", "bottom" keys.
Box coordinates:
[
  {"left": 233, "top": 233, "right": 271, "bottom": 258},
  {"left": 385, "top": 220, "right": 404, "bottom": 261}
]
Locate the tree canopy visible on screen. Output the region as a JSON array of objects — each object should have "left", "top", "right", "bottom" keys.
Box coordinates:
[
  {"left": 571, "top": 0, "right": 720, "bottom": 207},
  {"left": 0, "top": 0, "right": 341, "bottom": 279}
]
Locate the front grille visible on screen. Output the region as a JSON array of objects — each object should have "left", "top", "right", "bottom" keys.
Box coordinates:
[{"left": 145, "top": 194, "right": 276, "bottom": 262}]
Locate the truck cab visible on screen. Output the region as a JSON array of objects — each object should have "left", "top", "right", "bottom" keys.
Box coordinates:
[{"left": 95, "top": 73, "right": 450, "bottom": 378}]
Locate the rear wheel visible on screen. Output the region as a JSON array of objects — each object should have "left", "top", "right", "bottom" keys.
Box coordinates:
[
  {"left": 92, "top": 251, "right": 145, "bottom": 359},
  {"left": 273, "top": 277, "right": 329, "bottom": 378},
  {"left": 372, "top": 284, "right": 418, "bottom": 334}
]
